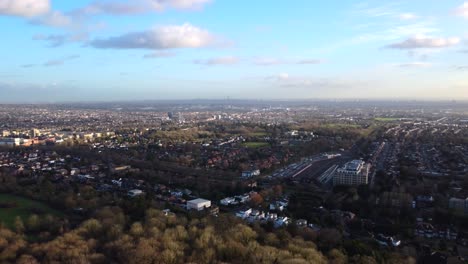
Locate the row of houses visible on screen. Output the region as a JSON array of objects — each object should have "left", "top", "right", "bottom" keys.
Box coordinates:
[
  {"left": 220, "top": 192, "right": 252, "bottom": 206},
  {"left": 415, "top": 222, "right": 459, "bottom": 240},
  {"left": 235, "top": 208, "right": 291, "bottom": 228}
]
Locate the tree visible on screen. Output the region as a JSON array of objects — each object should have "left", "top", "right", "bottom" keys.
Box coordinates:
[
  {"left": 26, "top": 214, "right": 40, "bottom": 232},
  {"left": 37, "top": 232, "right": 91, "bottom": 264},
  {"left": 349, "top": 255, "right": 377, "bottom": 264},
  {"left": 317, "top": 228, "right": 342, "bottom": 251},
  {"left": 0, "top": 227, "right": 27, "bottom": 262},
  {"left": 129, "top": 222, "right": 144, "bottom": 237},
  {"left": 17, "top": 255, "right": 39, "bottom": 264},
  {"left": 250, "top": 193, "right": 264, "bottom": 207},
  {"left": 14, "top": 216, "right": 25, "bottom": 234},
  {"left": 328, "top": 249, "right": 347, "bottom": 264}
]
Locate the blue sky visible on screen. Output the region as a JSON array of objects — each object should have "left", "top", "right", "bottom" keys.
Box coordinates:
[{"left": 0, "top": 0, "right": 467, "bottom": 102}]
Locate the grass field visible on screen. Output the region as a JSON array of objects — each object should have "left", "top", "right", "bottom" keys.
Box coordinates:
[
  {"left": 322, "top": 123, "right": 361, "bottom": 129},
  {"left": 248, "top": 132, "right": 268, "bottom": 137},
  {"left": 242, "top": 142, "right": 269, "bottom": 148},
  {"left": 0, "top": 193, "right": 62, "bottom": 228},
  {"left": 374, "top": 117, "right": 400, "bottom": 122}
]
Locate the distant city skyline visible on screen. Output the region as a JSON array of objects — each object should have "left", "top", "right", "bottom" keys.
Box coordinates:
[{"left": 1, "top": 0, "right": 468, "bottom": 102}]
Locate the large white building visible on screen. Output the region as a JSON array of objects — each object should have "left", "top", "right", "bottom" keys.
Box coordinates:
[
  {"left": 333, "top": 160, "right": 370, "bottom": 186},
  {"left": 187, "top": 198, "right": 211, "bottom": 211}
]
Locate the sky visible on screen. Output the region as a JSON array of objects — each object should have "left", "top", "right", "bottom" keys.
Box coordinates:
[{"left": 0, "top": 0, "right": 467, "bottom": 102}]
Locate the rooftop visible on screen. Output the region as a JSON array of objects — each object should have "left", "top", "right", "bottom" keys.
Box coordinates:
[{"left": 343, "top": 160, "right": 364, "bottom": 171}]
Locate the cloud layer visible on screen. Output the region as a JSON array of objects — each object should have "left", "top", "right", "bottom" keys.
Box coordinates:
[
  {"left": 194, "top": 56, "right": 239, "bottom": 65},
  {"left": 43, "top": 55, "right": 80, "bottom": 67},
  {"left": 455, "top": 2, "right": 468, "bottom": 18},
  {"left": 387, "top": 35, "right": 460, "bottom": 49},
  {"left": 33, "top": 33, "right": 88, "bottom": 47},
  {"left": 74, "top": 0, "right": 211, "bottom": 16},
  {"left": 254, "top": 58, "right": 323, "bottom": 66},
  {"left": 0, "top": 0, "right": 50, "bottom": 17},
  {"left": 90, "top": 23, "right": 218, "bottom": 50}
]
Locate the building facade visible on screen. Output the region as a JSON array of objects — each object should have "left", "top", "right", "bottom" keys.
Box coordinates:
[
  {"left": 333, "top": 160, "right": 370, "bottom": 186},
  {"left": 187, "top": 198, "right": 211, "bottom": 211}
]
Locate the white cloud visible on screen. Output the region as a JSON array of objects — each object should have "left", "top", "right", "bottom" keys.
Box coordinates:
[
  {"left": 34, "top": 33, "right": 89, "bottom": 47},
  {"left": 254, "top": 58, "right": 323, "bottom": 66},
  {"left": 297, "top": 59, "right": 322, "bottom": 64},
  {"left": 31, "top": 11, "right": 72, "bottom": 27},
  {"left": 354, "top": 3, "right": 397, "bottom": 18},
  {"left": 43, "top": 55, "right": 80, "bottom": 67},
  {"left": 151, "top": 0, "right": 212, "bottom": 10},
  {"left": 75, "top": 0, "right": 211, "bottom": 16},
  {"left": 455, "top": 2, "right": 468, "bottom": 18},
  {"left": 266, "top": 73, "right": 290, "bottom": 82},
  {"left": 254, "top": 58, "right": 284, "bottom": 66},
  {"left": 387, "top": 35, "right": 460, "bottom": 49},
  {"left": 399, "top": 13, "right": 418, "bottom": 20},
  {"left": 90, "top": 23, "right": 220, "bottom": 50},
  {"left": 194, "top": 56, "right": 239, "bottom": 65},
  {"left": 0, "top": 0, "right": 50, "bottom": 17},
  {"left": 276, "top": 73, "right": 289, "bottom": 81}
]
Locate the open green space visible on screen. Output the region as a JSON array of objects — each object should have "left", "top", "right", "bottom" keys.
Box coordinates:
[
  {"left": 248, "top": 132, "right": 268, "bottom": 137},
  {"left": 322, "top": 123, "right": 361, "bottom": 129},
  {"left": 374, "top": 117, "right": 400, "bottom": 122},
  {"left": 0, "top": 193, "right": 63, "bottom": 228},
  {"left": 242, "top": 142, "right": 270, "bottom": 148}
]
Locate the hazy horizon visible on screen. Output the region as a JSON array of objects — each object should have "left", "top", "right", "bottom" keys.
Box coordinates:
[
  {"left": 1, "top": 0, "right": 468, "bottom": 101},
  {"left": 1, "top": 98, "right": 468, "bottom": 106}
]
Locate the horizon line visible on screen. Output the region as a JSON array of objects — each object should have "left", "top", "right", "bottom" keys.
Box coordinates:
[{"left": 0, "top": 98, "right": 467, "bottom": 105}]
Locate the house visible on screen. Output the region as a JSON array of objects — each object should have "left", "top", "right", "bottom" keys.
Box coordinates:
[
  {"left": 162, "top": 209, "right": 175, "bottom": 217},
  {"left": 220, "top": 197, "right": 235, "bottom": 206},
  {"left": 187, "top": 198, "right": 211, "bottom": 211},
  {"left": 236, "top": 208, "right": 252, "bottom": 219},
  {"left": 128, "top": 189, "right": 144, "bottom": 197},
  {"left": 274, "top": 216, "right": 290, "bottom": 228},
  {"left": 375, "top": 234, "right": 401, "bottom": 247},
  {"left": 296, "top": 219, "right": 308, "bottom": 227},
  {"left": 241, "top": 169, "right": 260, "bottom": 178},
  {"left": 70, "top": 168, "right": 79, "bottom": 175},
  {"left": 170, "top": 190, "right": 183, "bottom": 197},
  {"left": 235, "top": 194, "right": 250, "bottom": 203}
]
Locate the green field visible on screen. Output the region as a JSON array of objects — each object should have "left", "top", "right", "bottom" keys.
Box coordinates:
[
  {"left": 0, "top": 193, "right": 62, "bottom": 228},
  {"left": 248, "top": 132, "right": 268, "bottom": 137},
  {"left": 322, "top": 123, "right": 361, "bottom": 129},
  {"left": 242, "top": 142, "right": 269, "bottom": 148},
  {"left": 374, "top": 117, "right": 400, "bottom": 122}
]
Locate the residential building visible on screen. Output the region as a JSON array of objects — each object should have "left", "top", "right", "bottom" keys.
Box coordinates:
[
  {"left": 128, "top": 189, "right": 144, "bottom": 197},
  {"left": 242, "top": 169, "right": 260, "bottom": 178}
]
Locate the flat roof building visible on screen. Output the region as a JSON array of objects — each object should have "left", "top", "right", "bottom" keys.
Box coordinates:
[
  {"left": 187, "top": 198, "right": 211, "bottom": 211},
  {"left": 333, "top": 160, "right": 370, "bottom": 186}
]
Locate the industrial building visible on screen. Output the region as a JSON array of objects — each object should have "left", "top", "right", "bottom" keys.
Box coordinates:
[
  {"left": 187, "top": 198, "right": 211, "bottom": 211},
  {"left": 333, "top": 160, "right": 370, "bottom": 186}
]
